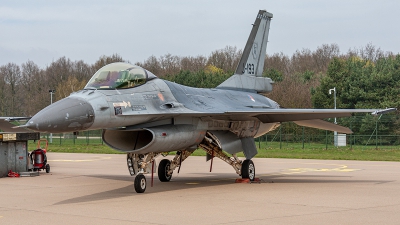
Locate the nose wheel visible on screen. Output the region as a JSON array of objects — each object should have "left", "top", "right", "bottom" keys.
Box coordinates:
[{"left": 134, "top": 174, "right": 146, "bottom": 193}]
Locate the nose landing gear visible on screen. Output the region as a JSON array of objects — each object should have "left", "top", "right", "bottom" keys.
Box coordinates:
[
  {"left": 127, "top": 153, "right": 158, "bottom": 194},
  {"left": 127, "top": 150, "right": 193, "bottom": 193}
]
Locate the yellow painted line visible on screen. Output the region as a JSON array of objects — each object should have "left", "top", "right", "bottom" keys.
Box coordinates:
[
  {"left": 279, "top": 164, "right": 360, "bottom": 175},
  {"left": 254, "top": 164, "right": 360, "bottom": 178},
  {"left": 186, "top": 183, "right": 199, "bottom": 185},
  {"left": 0, "top": 216, "right": 3, "bottom": 219},
  {"left": 286, "top": 164, "right": 360, "bottom": 173},
  {"left": 48, "top": 157, "right": 111, "bottom": 162}
]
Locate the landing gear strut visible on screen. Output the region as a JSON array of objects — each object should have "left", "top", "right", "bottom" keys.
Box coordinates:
[{"left": 199, "top": 132, "right": 256, "bottom": 180}]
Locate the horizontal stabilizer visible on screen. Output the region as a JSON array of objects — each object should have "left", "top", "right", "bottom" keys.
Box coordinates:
[{"left": 294, "top": 119, "right": 353, "bottom": 134}]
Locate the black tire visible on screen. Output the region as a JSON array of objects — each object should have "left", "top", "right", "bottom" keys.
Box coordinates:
[
  {"left": 134, "top": 174, "right": 146, "bottom": 193},
  {"left": 158, "top": 159, "right": 172, "bottom": 182},
  {"left": 45, "top": 164, "right": 50, "bottom": 173},
  {"left": 241, "top": 159, "right": 255, "bottom": 181}
]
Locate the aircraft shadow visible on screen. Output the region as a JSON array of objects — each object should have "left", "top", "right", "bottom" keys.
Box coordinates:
[{"left": 54, "top": 172, "right": 392, "bottom": 205}]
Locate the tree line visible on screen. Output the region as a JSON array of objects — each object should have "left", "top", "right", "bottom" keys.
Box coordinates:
[{"left": 1, "top": 43, "right": 399, "bottom": 136}]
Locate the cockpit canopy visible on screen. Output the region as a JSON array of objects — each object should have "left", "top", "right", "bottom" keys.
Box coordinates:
[{"left": 85, "top": 62, "right": 157, "bottom": 90}]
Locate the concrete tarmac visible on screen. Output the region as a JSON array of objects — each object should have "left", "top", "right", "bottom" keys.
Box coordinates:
[{"left": 1, "top": 152, "right": 400, "bottom": 224}]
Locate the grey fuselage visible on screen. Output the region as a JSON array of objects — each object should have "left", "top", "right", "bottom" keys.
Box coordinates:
[{"left": 27, "top": 77, "right": 280, "bottom": 153}]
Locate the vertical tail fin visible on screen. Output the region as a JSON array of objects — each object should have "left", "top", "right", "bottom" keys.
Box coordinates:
[
  {"left": 235, "top": 10, "right": 273, "bottom": 77},
  {"left": 217, "top": 10, "right": 274, "bottom": 93}
]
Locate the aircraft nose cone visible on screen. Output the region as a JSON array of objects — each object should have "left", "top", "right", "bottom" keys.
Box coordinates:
[{"left": 27, "top": 97, "right": 95, "bottom": 133}]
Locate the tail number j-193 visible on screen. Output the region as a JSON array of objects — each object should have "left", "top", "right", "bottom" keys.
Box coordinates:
[{"left": 242, "top": 63, "right": 255, "bottom": 74}]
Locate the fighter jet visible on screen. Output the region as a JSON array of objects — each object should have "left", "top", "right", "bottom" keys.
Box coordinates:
[{"left": 21, "top": 10, "right": 394, "bottom": 193}]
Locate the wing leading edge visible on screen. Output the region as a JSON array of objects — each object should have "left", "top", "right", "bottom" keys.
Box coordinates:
[{"left": 224, "top": 108, "right": 381, "bottom": 123}]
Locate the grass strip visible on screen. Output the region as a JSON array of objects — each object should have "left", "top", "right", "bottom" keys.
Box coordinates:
[{"left": 29, "top": 141, "right": 400, "bottom": 162}]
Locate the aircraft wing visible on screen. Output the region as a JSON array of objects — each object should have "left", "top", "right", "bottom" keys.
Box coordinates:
[
  {"left": 119, "top": 108, "right": 393, "bottom": 123},
  {"left": 120, "top": 108, "right": 394, "bottom": 134},
  {"left": 0, "top": 117, "right": 32, "bottom": 132},
  {"left": 223, "top": 108, "right": 379, "bottom": 123},
  {"left": 221, "top": 108, "right": 395, "bottom": 133}
]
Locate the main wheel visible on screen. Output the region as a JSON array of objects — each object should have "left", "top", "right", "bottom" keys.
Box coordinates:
[
  {"left": 45, "top": 164, "right": 50, "bottom": 173},
  {"left": 134, "top": 174, "right": 146, "bottom": 193},
  {"left": 158, "top": 159, "right": 172, "bottom": 182},
  {"left": 241, "top": 159, "right": 255, "bottom": 181}
]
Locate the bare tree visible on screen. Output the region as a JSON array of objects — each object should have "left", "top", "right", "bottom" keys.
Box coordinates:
[
  {"left": 0, "top": 67, "right": 6, "bottom": 116},
  {"left": 180, "top": 55, "right": 207, "bottom": 72},
  {"left": 0, "top": 63, "right": 21, "bottom": 116},
  {"left": 312, "top": 44, "right": 340, "bottom": 72},
  {"left": 207, "top": 46, "right": 242, "bottom": 72},
  {"left": 45, "top": 57, "right": 74, "bottom": 102},
  {"left": 92, "top": 54, "right": 126, "bottom": 72},
  {"left": 56, "top": 76, "right": 86, "bottom": 99},
  {"left": 72, "top": 60, "right": 94, "bottom": 82},
  {"left": 136, "top": 55, "right": 163, "bottom": 75},
  {"left": 265, "top": 52, "right": 291, "bottom": 76},
  {"left": 347, "top": 43, "right": 386, "bottom": 62},
  {"left": 19, "top": 61, "right": 44, "bottom": 116},
  {"left": 138, "top": 54, "right": 209, "bottom": 77},
  {"left": 159, "top": 54, "right": 181, "bottom": 75}
]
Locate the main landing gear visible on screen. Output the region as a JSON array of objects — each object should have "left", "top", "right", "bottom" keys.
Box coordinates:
[
  {"left": 199, "top": 132, "right": 256, "bottom": 182},
  {"left": 126, "top": 133, "right": 256, "bottom": 193}
]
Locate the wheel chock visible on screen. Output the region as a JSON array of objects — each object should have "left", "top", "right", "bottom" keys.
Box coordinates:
[{"left": 235, "top": 178, "right": 261, "bottom": 183}]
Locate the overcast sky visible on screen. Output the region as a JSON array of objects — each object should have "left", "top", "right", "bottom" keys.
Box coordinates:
[{"left": 1, "top": 0, "right": 399, "bottom": 69}]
